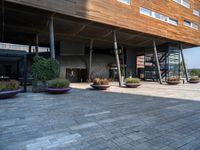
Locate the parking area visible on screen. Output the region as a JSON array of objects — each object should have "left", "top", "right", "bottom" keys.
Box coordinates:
[{"left": 1, "top": 82, "right": 200, "bottom": 150}]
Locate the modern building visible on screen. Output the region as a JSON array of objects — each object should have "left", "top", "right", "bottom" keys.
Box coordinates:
[{"left": 0, "top": 0, "right": 200, "bottom": 87}]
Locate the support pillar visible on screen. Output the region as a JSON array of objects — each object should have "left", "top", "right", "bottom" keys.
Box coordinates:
[
  {"left": 35, "top": 34, "right": 39, "bottom": 56},
  {"left": 88, "top": 39, "right": 94, "bottom": 82},
  {"left": 23, "top": 54, "right": 27, "bottom": 92},
  {"left": 28, "top": 41, "right": 32, "bottom": 53},
  {"left": 113, "top": 31, "right": 122, "bottom": 87},
  {"left": 49, "top": 16, "right": 55, "bottom": 59},
  {"left": 180, "top": 44, "right": 189, "bottom": 82},
  {"left": 153, "top": 40, "right": 162, "bottom": 84}
]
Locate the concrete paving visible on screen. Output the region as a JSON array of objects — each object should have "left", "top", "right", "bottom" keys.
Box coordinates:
[
  {"left": 71, "top": 81, "right": 200, "bottom": 101},
  {"left": 1, "top": 82, "right": 200, "bottom": 150}
]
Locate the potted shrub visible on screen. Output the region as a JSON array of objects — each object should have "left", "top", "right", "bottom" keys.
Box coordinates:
[
  {"left": 46, "top": 78, "right": 71, "bottom": 94},
  {"left": 0, "top": 80, "right": 22, "bottom": 99},
  {"left": 189, "top": 77, "right": 200, "bottom": 84},
  {"left": 166, "top": 77, "right": 180, "bottom": 85},
  {"left": 91, "top": 78, "right": 110, "bottom": 90},
  {"left": 32, "top": 56, "right": 59, "bottom": 92},
  {"left": 124, "top": 77, "right": 141, "bottom": 88}
]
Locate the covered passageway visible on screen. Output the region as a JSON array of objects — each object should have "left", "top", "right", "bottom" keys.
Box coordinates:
[{"left": 0, "top": 1, "right": 191, "bottom": 86}]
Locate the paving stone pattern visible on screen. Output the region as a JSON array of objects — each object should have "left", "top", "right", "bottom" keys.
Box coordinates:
[{"left": 1, "top": 83, "right": 200, "bottom": 150}]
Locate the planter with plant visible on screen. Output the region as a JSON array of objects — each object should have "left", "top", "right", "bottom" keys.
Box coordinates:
[
  {"left": 0, "top": 80, "right": 22, "bottom": 99},
  {"left": 91, "top": 78, "right": 110, "bottom": 90},
  {"left": 189, "top": 77, "right": 200, "bottom": 84},
  {"left": 124, "top": 77, "right": 141, "bottom": 88},
  {"left": 32, "top": 56, "right": 59, "bottom": 92},
  {"left": 166, "top": 77, "right": 180, "bottom": 85},
  {"left": 47, "top": 78, "right": 71, "bottom": 94}
]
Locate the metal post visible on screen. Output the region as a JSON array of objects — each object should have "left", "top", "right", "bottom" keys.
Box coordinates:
[
  {"left": 49, "top": 16, "right": 55, "bottom": 59},
  {"left": 180, "top": 44, "right": 189, "bottom": 82},
  {"left": 113, "top": 31, "right": 122, "bottom": 87},
  {"left": 23, "top": 54, "right": 27, "bottom": 92},
  {"left": 153, "top": 40, "right": 162, "bottom": 84},
  {"left": 35, "top": 34, "right": 39, "bottom": 56},
  {"left": 88, "top": 39, "right": 94, "bottom": 82}
]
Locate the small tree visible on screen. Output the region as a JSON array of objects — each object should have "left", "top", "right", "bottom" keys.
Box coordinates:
[
  {"left": 190, "top": 69, "right": 200, "bottom": 77},
  {"left": 32, "top": 56, "right": 59, "bottom": 82}
]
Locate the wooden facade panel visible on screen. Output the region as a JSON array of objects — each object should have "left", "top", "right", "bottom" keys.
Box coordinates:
[
  {"left": 5, "top": 0, "right": 200, "bottom": 46},
  {"left": 6, "top": 0, "right": 77, "bottom": 15}
]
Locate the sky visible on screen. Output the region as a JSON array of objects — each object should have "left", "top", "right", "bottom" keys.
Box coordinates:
[{"left": 184, "top": 47, "right": 200, "bottom": 69}]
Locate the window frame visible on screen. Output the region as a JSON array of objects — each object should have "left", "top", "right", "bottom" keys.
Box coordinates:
[
  {"left": 184, "top": 20, "right": 199, "bottom": 30},
  {"left": 117, "top": 0, "right": 131, "bottom": 5},
  {"left": 193, "top": 9, "right": 200, "bottom": 17},
  {"left": 173, "top": 0, "right": 190, "bottom": 8},
  {"left": 139, "top": 7, "right": 178, "bottom": 26}
]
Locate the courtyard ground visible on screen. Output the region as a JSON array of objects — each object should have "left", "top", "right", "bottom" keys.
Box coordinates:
[{"left": 1, "top": 82, "right": 200, "bottom": 150}]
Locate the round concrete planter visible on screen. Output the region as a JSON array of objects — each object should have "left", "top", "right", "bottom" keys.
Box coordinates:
[
  {"left": 188, "top": 80, "right": 200, "bottom": 84},
  {"left": 90, "top": 84, "right": 110, "bottom": 90},
  {"left": 166, "top": 81, "right": 180, "bottom": 85},
  {"left": 46, "top": 87, "right": 72, "bottom": 94},
  {"left": 0, "top": 89, "right": 22, "bottom": 99},
  {"left": 124, "top": 83, "right": 141, "bottom": 88}
]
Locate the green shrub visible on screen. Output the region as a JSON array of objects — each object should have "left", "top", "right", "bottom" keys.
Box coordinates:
[
  {"left": 125, "top": 77, "right": 140, "bottom": 84},
  {"left": 167, "top": 77, "right": 180, "bottom": 81},
  {"left": 93, "top": 78, "right": 109, "bottom": 85},
  {"left": 48, "top": 78, "right": 70, "bottom": 88},
  {"left": 47, "top": 58, "right": 60, "bottom": 80},
  {"left": 190, "top": 77, "right": 200, "bottom": 81},
  {"left": 190, "top": 69, "right": 200, "bottom": 76},
  {"left": 32, "top": 56, "right": 59, "bottom": 82},
  {"left": 0, "top": 80, "right": 20, "bottom": 92}
]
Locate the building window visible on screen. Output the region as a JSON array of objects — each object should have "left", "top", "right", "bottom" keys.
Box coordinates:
[
  {"left": 173, "top": 0, "right": 190, "bottom": 8},
  {"left": 140, "top": 7, "right": 152, "bottom": 16},
  {"left": 193, "top": 9, "right": 200, "bottom": 17},
  {"left": 118, "top": 0, "right": 131, "bottom": 5},
  {"left": 168, "top": 18, "right": 178, "bottom": 26},
  {"left": 184, "top": 20, "right": 199, "bottom": 30},
  {"left": 155, "top": 13, "right": 168, "bottom": 22},
  {"left": 140, "top": 7, "right": 178, "bottom": 26}
]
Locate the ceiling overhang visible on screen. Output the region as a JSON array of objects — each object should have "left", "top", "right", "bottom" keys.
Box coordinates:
[{"left": 0, "top": 2, "right": 195, "bottom": 50}]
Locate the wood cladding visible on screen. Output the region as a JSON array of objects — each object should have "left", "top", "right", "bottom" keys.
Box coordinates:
[{"left": 5, "top": 0, "right": 200, "bottom": 46}]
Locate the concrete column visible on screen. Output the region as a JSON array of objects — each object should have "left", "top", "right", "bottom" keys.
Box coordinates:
[
  {"left": 49, "top": 16, "right": 55, "bottom": 59},
  {"left": 180, "top": 44, "right": 189, "bottom": 82},
  {"left": 113, "top": 31, "right": 122, "bottom": 87},
  {"left": 28, "top": 41, "right": 32, "bottom": 53},
  {"left": 153, "top": 40, "right": 162, "bottom": 84},
  {"left": 35, "top": 34, "right": 39, "bottom": 56},
  {"left": 88, "top": 39, "right": 94, "bottom": 82}
]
